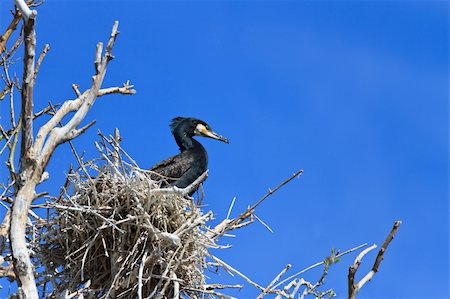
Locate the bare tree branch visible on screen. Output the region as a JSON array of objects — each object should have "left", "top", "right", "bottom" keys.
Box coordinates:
[
  {"left": 273, "top": 243, "right": 368, "bottom": 290},
  {"left": 9, "top": 16, "right": 132, "bottom": 298},
  {"left": 209, "top": 169, "right": 303, "bottom": 240},
  {"left": 33, "top": 43, "right": 50, "bottom": 81},
  {"left": 98, "top": 81, "right": 136, "bottom": 97},
  {"left": 0, "top": 9, "right": 21, "bottom": 56},
  {"left": 10, "top": 2, "right": 38, "bottom": 295},
  {"left": 0, "top": 29, "right": 23, "bottom": 68},
  {"left": 257, "top": 264, "right": 291, "bottom": 299},
  {"left": 13, "top": 0, "right": 37, "bottom": 22},
  {"left": 147, "top": 171, "right": 209, "bottom": 198},
  {"left": 18, "top": 9, "right": 36, "bottom": 171},
  {"left": 348, "top": 221, "right": 401, "bottom": 299}
]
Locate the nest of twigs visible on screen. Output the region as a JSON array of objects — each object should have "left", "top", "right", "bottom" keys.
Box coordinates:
[{"left": 39, "top": 137, "right": 215, "bottom": 298}]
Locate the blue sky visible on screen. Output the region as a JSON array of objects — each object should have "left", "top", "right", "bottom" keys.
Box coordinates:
[{"left": 1, "top": 1, "right": 448, "bottom": 298}]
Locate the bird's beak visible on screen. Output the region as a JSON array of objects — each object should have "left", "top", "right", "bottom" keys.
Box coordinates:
[{"left": 195, "top": 124, "right": 229, "bottom": 143}]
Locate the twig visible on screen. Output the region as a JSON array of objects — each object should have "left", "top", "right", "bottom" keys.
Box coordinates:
[
  {"left": 254, "top": 213, "right": 273, "bottom": 233},
  {"left": 71, "top": 84, "right": 81, "bottom": 97},
  {"left": 257, "top": 264, "right": 291, "bottom": 298},
  {"left": 0, "top": 9, "right": 21, "bottom": 55},
  {"left": 1, "top": 29, "right": 23, "bottom": 68},
  {"left": 137, "top": 249, "right": 148, "bottom": 299},
  {"left": 209, "top": 254, "right": 265, "bottom": 292},
  {"left": 210, "top": 170, "right": 303, "bottom": 239},
  {"left": 147, "top": 171, "right": 209, "bottom": 198},
  {"left": 98, "top": 81, "right": 136, "bottom": 97},
  {"left": 226, "top": 197, "right": 236, "bottom": 219},
  {"left": 33, "top": 43, "right": 50, "bottom": 81},
  {"left": 273, "top": 243, "right": 368, "bottom": 289},
  {"left": 171, "top": 272, "right": 179, "bottom": 299},
  {"left": 105, "top": 234, "right": 146, "bottom": 298},
  {"left": 9, "top": 83, "right": 16, "bottom": 127},
  {"left": 348, "top": 221, "right": 401, "bottom": 299}
]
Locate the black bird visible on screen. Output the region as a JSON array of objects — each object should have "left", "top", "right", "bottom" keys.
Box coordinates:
[{"left": 150, "top": 117, "right": 229, "bottom": 189}]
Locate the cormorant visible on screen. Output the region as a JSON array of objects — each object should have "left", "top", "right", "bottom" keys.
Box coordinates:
[{"left": 150, "top": 117, "right": 228, "bottom": 189}]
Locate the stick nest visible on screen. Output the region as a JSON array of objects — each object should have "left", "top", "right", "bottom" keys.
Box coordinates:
[{"left": 39, "top": 139, "right": 215, "bottom": 298}]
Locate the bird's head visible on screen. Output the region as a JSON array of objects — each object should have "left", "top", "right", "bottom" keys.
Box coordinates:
[{"left": 170, "top": 117, "right": 229, "bottom": 144}]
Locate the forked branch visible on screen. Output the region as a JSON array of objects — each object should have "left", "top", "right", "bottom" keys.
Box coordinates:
[
  {"left": 348, "top": 221, "right": 401, "bottom": 299},
  {"left": 9, "top": 5, "right": 134, "bottom": 295}
]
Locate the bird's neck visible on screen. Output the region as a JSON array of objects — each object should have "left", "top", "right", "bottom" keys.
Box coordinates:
[{"left": 176, "top": 135, "right": 204, "bottom": 152}]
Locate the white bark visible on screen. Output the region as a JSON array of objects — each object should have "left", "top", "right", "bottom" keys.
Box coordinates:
[
  {"left": 13, "top": 0, "right": 36, "bottom": 22},
  {"left": 8, "top": 13, "right": 133, "bottom": 297}
]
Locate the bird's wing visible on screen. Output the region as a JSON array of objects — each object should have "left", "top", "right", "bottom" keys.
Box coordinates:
[{"left": 149, "top": 151, "right": 194, "bottom": 181}]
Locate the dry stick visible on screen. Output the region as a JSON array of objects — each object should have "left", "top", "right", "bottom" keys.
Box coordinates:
[
  {"left": 3, "top": 29, "right": 23, "bottom": 69},
  {"left": 97, "top": 81, "right": 136, "bottom": 97},
  {"left": 287, "top": 279, "right": 303, "bottom": 298},
  {"left": 33, "top": 43, "right": 50, "bottom": 81},
  {"left": 72, "top": 84, "right": 81, "bottom": 97},
  {"left": 348, "top": 221, "right": 401, "bottom": 299},
  {"left": 209, "top": 254, "right": 265, "bottom": 292},
  {"left": 147, "top": 171, "right": 209, "bottom": 198},
  {"left": 7, "top": 131, "right": 19, "bottom": 175},
  {"left": 105, "top": 234, "right": 146, "bottom": 299},
  {"left": 211, "top": 170, "right": 303, "bottom": 239},
  {"left": 279, "top": 279, "right": 297, "bottom": 298},
  {"left": 80, "top": 231, "right": 100, "bottom": 281},
  {"left": 137, "top": 249, "right": 148, "bottom": 299},
  {"left": 254, "top": 213, "right": 273, "bottom": 233},
  {"left": 0, "top": 9, "right": 21, "bottom": 56},
  {"left": 9, "top": 83, "right": 16, "bottom": 127},
  {"left": 226, "top": 197, "right": 236, "bottom": 219},
  {"left": 98, "top": 131, "right": 139, "bottom": 168},
  {"left": 171, "top": 272, "right": 180, "bottom": 299},
  {"left": 147, "top": 245, "right": 184, "bottom": 299},
  {"left": 257, "top": 264, "right": 292, "bottom": 299},
  {"left": 202, "top": 284, "right": 243, "bottom": 291},
  {"left": 248, "top": 169, "right": 304, "bottom": 214},
  {"left": 273, "top": 243, "right": 368, "bottom": 290}
]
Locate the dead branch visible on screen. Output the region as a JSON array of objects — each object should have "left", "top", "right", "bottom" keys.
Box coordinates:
[
  {"left": 8, "top": 3, "right": 133, "bottom": 295},
  {"left": 209, "top": 169, "right": 303, "bottom": 239},
  {"left": 209, "top": 254, "right": 265, "bottom": 292},
  {"left": 18, "top": 6, "right": 36, "bottom": 171},
  {"left": 1, "top": 29, "right": 23, "bottom": 69},
  {"left": 10, "top": 1, "right": 38, "bottom": 296},
  {"left": 0, "top": 9, "right": 21, "bottom": 56},
  {"left": 98, "top": 81, "right": 136, "bottom": 97},
  {"left": 33, "top": 43, "right": 50, "bottom": 81},
  {"left": 273, "top": 243, "right": 368, "bottom": 290},
  {"left": 348, "top": 221, "right": 401, "bottom": 299},
  {"left": 257, "top": 264, "right": 291, "bottom": 299},
  {"left": 147, "top": 171, "right": 209, "bottom": 198},
  {"left": 14, "top": 0, "right": 36, "bottom": 22}
]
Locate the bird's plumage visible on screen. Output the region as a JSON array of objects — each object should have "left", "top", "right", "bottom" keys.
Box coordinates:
[{"left": 150, "top": 117, "right": 228, "bottom": 190}]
